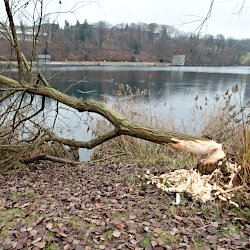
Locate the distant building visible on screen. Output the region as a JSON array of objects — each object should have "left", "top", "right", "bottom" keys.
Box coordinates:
[
  {"left": 38, "top": 54, "right": 51, "bottom": 64},
  {"left": 0, "top": 25, "right": 34, "bottom": 41},
  {"left": 172, "top": 55, "right": 186, "bottom": 66},
  {"left": 0, "top": 24, "right": 52, "bottom": 41}
]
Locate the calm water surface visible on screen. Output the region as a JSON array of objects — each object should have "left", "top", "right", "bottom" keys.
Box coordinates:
[
  {"left": 45, "top": 65, "right": 250, "bottom": 99},
  {"left": 44, "top": 65, "right": 250, "bottom": 120}
]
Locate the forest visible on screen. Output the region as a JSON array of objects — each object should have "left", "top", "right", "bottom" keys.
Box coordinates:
[{"left": 1, "top": 19, "right": 250, "bottom": 65}]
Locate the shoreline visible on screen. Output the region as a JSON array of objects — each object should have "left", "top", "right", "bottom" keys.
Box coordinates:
[
  {"left": 0, "top": 60, "right": 171, "bottom": 67},
  {"left": 45, "top": 61, "right": 172, "bottom": 67},
  {"left": 1, "top": 60, "right": 244, "bottom": 67},
  {"left": 48, "top": 61, "right": 171, "bottom": 67}
]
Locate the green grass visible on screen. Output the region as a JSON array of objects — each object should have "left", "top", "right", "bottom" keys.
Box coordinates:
[
  {"left": 0, "top": 208, "right": 24, "bottom": 239},
  {"left": 0, "top": 208, "right": 45, "bottom": 241},
  {"left": 21, "top": 187, "right": 35, "bottom": 197},
  {"left": 159, "top": 231, "right": 180, "bottom": 245},
  {"left": 67, "top": 215, "right": 96, "bottom": 230},
  {"left": 199, "top": 202, "right": 221, "bottom": 219},
  {"left": 219, "top": 223, "right": 240, "bottom": 237},
  {"left": 101, "top": 229, "right": 114, "bottom": 242},
  {"left": 10, "top": 187, "right": 35, "bottom": 199},
  {"left": 242, "top": 207, "right": 250, "bottom": 220},
  {"left": 44, "top": 242, "right": 58, "bottom": 250},
  {"left": 110, "top": 210, "right": 129, "bottom": 221},
  {"left": 47, "top": 231, "right": 57, "bottom": 237},
  {"left": 191, "top": 237, "right": 209, "bottom": 249},
  {"left": 141, "top": 235, "right": 151, "bottom": 247}
]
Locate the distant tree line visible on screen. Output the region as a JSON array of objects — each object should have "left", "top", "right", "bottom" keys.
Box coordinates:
[{"left": 1, "top": 20, "right": 250, "bottom": 65}]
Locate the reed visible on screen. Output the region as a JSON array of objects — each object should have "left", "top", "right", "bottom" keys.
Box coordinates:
[
  {"left": 201, "top": 84, "right": 250, "bottom": 185},
  {"left": 93, "top": 84, "right": 250, "bottom": 185}
]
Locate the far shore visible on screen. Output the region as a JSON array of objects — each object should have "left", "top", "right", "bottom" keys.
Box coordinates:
[
  {"left": 0, "top": 60, "right": 172, "bottom": 67},
  {"left": 49, "top": 61, "right": 172, "bottom": 67}
]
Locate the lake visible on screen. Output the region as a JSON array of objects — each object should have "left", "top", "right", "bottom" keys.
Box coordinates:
[
  {"left": 43, "top": 65, "right": 250, "bottom": 120},
  {"left": 44, "top": 65, "right": 250, "bottom": 106}
]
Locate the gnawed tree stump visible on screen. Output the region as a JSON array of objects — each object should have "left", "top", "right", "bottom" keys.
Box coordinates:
[{"left": 169, "top": 138, "right": 226, "bottom": 174}]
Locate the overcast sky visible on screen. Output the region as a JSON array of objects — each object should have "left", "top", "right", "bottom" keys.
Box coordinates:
[{"left": 1, "top": 0, "right": 250, "bottom": 39}]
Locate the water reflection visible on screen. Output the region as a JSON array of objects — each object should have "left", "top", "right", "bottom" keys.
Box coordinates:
[
  {"left": 43, "top": 67, "right": 249, "bottom": 121},
  {"left": 43, "top": 67, "right": 249, "bottom": 100}
]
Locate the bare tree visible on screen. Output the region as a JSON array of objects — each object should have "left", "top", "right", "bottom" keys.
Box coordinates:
[{"left": 0, "top": 0, "right": 226, "bottom": 172}]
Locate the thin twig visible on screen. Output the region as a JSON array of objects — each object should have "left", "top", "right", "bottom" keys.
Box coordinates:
[{"left": 85, "top": 152, "right": 127, "bottom": 164}]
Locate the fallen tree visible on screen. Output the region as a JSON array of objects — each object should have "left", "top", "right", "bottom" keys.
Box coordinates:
[
  {"left": 0, "top": 75, "right": 226, "bottom": 166},
  {"left": 0, "top": 0, "right": 226, "bottom": 173}
]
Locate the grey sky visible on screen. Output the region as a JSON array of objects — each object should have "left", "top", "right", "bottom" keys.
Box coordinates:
[
  {"left": 54, "top": 0, "right": 250, "bottom": 39},
  {"left": 1, "top": 0, "right": 250, "bottom": 39}
]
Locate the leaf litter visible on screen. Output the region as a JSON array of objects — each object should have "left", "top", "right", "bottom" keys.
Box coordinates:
[{"left": 0, "top": 162, "right": 249, "bottom": 249}]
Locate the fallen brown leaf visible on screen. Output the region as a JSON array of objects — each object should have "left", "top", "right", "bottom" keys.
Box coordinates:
[
  {"left": 33, "top": 240, "right": 46, "bottom": 249},
  {"left": 113, "top": 230, "right": 121, "bottom": 238}
]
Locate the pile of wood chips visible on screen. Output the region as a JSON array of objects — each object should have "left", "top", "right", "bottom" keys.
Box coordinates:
[{"left": 145, "top": 161, "right": 242, "bottom": 207}]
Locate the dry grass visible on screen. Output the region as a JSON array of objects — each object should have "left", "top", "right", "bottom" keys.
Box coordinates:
[
  {"left": 92, "top": 84, "right": 195, "bottom": 167},
  {"left": 201, "top": 84, "right": 250, "bottom": 185},
  {"left": 92, "top": 84, "right": 250, "bottom": 186}
]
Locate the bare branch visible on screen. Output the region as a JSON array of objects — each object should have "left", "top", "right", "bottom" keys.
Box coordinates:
[
  {"left": 195, "top": 0, "right": 214, "bottom": 35},
  {"left": 233, "top": 0, "right": 246, "bottom": 14},
  {"left": 12, "top": 95, "right": 45, "bottom": 131},
  {"left": 0, "top": 89, "right": 16, "bottom": 102},
  {"left": 45, "top": 128, "right": 120, "bottom": 149},
  {"left": 4, "top": 0, "right": 24, "bottom": 82},
  {"left": 20, "top": 153, "right": 80, "bottom": 165}
]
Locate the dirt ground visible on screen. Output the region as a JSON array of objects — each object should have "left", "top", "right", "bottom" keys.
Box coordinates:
[{"left": 0, "top": 162, "right": 249, "bottom": 250}]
